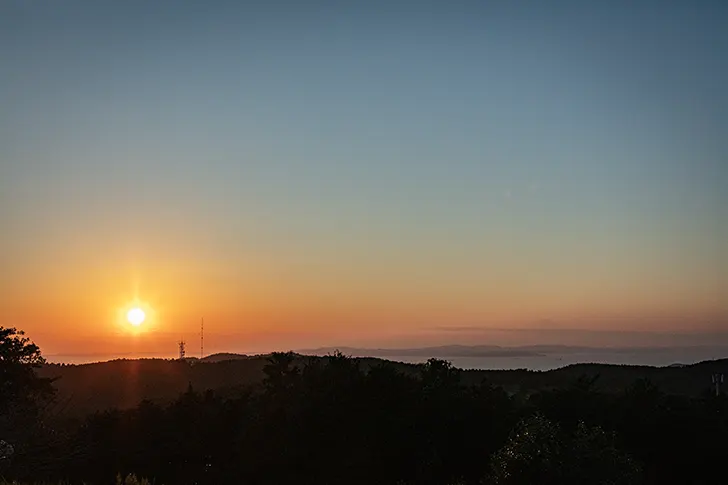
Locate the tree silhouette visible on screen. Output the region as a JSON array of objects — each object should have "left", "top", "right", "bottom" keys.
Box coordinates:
[
  {"left": 262, "top": 351, "right": 300, "bottom": 395},
  {"left": 0, "top": 327, "right": 56, "bottom": 440},
  {"left": 489, "top": 414, "right": 641, "bottom": 485}
]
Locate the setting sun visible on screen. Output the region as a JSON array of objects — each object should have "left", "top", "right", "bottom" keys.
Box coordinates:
[{"left": 126, "top": 307, "right": 146, "bottom": 326}]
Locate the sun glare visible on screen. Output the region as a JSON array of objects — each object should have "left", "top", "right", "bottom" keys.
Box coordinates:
[{"left": 127, "top": 307, "right": 146, "bottom": 326}]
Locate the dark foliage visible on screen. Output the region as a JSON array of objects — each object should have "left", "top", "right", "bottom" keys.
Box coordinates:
[
  {"left": 0, "top": 327, "right": 56, "bottom": 441},
  {"left": 490, "top": 414, "right": 641, "bottom": 485},
  {"left": 6, "top": 340, "right": 728, "bottom": 484}
]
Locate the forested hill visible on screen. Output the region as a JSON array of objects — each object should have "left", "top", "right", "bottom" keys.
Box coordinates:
[{"left": 38, "top": 354, "right": 728, "bottom": 417}]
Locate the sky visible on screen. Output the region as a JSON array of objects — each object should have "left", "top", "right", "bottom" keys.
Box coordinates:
[{"left": 1, "top": 1, "right": 727, "bottom": 358}]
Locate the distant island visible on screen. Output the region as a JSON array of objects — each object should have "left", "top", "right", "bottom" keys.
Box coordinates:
[
  {"left": 297, "top": 344, "right": 728, "bottom": 358},
  {"left": 296, "top": 344, "right": 544, "bottom": 358}
]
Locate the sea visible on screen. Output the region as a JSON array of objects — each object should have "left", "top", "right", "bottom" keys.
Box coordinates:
[
  {"left": 382, "top": 350, "right": 721, "bottom": 371},
  {"left": 46, "top": 346, "right": 728, "bottom": 370}
]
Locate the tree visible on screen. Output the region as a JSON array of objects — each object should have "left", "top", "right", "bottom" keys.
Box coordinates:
[
  {"left": 0, "top": 327, "right": 56, "bottom": 440},
  {"left": 489, "top": 414, "right": 641, "bottom": 485},
  {"left": 489, "top": 414, "right": 563, "bottom": 485},
  {"left": 262, "top": 351, "right": 300, "bottom": 395},
  {"left": 420, "top": 358, "right": 460, "bottom": 392}
]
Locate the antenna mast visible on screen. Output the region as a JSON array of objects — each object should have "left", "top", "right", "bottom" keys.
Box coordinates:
[
  {"left": 200, "top": 317, "right": 204, "bottom": 359},
  {"left": 712, "top": 373, "right": 724, "bottom": 397},
  {"left": 178, "top": 339, "right": 186, "bottom": 360}
]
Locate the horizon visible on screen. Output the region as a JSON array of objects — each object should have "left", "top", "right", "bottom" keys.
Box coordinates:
[
  {"left": 43, "top": 331, "right": 728, "bottom": 369},
  {"left": 42, "top": 343, "right": 728, "bottom": 371},
  {"left": 2, "top": 1, "right": 727, "bottom": 357},
  {"left": 31, "top": 327, "right": 728, "bottom": 360}
]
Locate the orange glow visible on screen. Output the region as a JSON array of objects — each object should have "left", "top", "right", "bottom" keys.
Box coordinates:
[{"left": 1, "top": 238, "right": 726, "bottom": 358}]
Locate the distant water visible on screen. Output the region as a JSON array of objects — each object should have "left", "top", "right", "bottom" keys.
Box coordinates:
[
  {"left": 47, "top": 347, "right": 728, "bottom": 370},
  {"left": 384, "top": 349, "right": 728, "bottom": 371},
  {"left": 46, "top": 353, "right": 174, "bottom": 364}
]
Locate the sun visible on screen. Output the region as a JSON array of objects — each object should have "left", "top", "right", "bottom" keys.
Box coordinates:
[{"left": 126, "top": 307, "right": 146, "bottom": 326}]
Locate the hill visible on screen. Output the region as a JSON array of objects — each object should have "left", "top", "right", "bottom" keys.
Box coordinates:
[
  {"left": 200, "top": 352, "right": 251, "bottom": 363},
  {"left": 37, "top": 354, "right": 728, "bottom": 417},
  {"left": 39, "top": 357, "right": 269, "bottom": 417}
]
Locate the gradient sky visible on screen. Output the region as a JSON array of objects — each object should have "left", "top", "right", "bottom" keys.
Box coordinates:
[{"left": 1, "top": 1, "right": 727, "bottom": 357}]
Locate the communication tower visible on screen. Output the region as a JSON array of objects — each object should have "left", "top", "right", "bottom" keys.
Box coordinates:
[
  {"left": 178, "top": 339, "right": 186, "bottom": 360},
  {"left": 201, "top": 317, "right": 204, "bottom": 359},
  {"left": 712, "top": 373, "right": 724, "bottom": 397}
]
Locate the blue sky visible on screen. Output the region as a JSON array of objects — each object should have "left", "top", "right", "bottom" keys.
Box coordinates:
[{"left": 1, "top": 1, "right": 727, "bottom": 352}]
